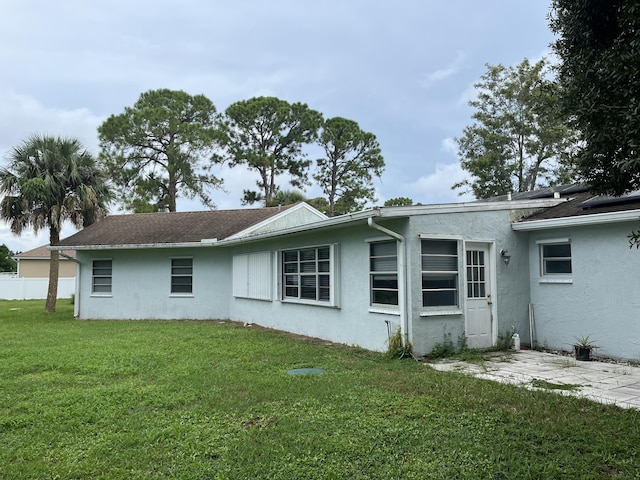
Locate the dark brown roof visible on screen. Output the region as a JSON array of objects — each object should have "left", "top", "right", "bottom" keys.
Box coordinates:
[
  {"left": 521, "top": 191, "right": 640, "bottom": 222},
  {"left": 55, "top": 205, "right": 294, "bottom": 248}
]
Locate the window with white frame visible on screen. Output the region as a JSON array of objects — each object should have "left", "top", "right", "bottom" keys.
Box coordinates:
[
  {"left": 421, "top": 239, "right": 459, "bottom": 307},
  {"left": 92, "top": 259, "right": 112, "bottom": 294},
  {"left": 171, "top": 258, "right": 193, "bottom": 294},
  {"left": 282, "top": 246, "right": 334, "bottom": 304},
  {"left": 233, "top": 251, "right": 272, "bottom": 300},
  {"left": 540, "top": 241, "right": 572, "bottom": 275},
  {"left": 370, "top": 241, "right": 398, "bottom": 306}
]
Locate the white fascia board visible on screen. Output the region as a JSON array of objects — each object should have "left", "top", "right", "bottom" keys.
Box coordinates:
[
  {"left": 49, "top": 242, "right": 209, "bottom": 251},
  {"left": 512, "top": 209, "right": 640, "bottom": 231},
  {"left": 225, "top": 202, "right": 328, "bottom": 241},
  {"left": 216, "top": 209, "right": 379, "bottom": 246},
  {"left": 379, "top": 198, "right": 566, "bottom": 217}
]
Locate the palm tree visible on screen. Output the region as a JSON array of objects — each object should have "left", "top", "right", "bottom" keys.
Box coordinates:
[{"left": 0, "top": 134, "right": 111, "bottom": 312}]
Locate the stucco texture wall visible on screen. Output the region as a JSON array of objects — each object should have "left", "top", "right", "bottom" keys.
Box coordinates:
[
  {"left": 76, "top": 247, "right": 232, "bottom": 321},
  {"left": 18, "top": 259, "right": 76, "bottom": 278},
  {"left": 528, "top": 221, "right": 640, "bottom": 361},
  {"left": 404, "top": 209, "right": 533, "bottom": 356},
  {"left": 226, "top": 222, "right": 402, "bottom": 353}
]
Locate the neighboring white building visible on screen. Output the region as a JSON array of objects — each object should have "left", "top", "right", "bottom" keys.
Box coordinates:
[{"left": 52, "top": 187, "right": 640, "bottom": 361}]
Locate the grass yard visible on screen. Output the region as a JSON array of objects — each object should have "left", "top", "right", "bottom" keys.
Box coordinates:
[{"left": 1, "top": 300, "right": 639, "bottom": 479}]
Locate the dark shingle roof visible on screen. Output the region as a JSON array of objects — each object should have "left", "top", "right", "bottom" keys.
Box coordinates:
[
  {"left": 520, "top": 191, "right": 640, "bottom": 222},
  {"left": 56, "top": 205, "right": 294, "bottom": 248}
]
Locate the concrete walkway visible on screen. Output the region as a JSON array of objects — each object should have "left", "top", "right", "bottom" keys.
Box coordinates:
[{"left": 428, "top": 349, "right": 640, "bottom": 410}]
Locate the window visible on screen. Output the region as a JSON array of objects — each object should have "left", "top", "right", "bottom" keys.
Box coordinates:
[
  {"left": 541, "top": 242, "right": 572, "bottom": 275},
  {"left": 171, "top": 258, "right": 193, "bottom": 294},
  {"left": 233, "top": 252, "right": 272, "bottom": 300},
  {"left": 421, "top": 240, "right": 458, "bottom": 307},
  {"left": 282, "top": 246, "right": 333, "bottom": 304},
  {"left": 370, "top": 241, "right": 398, "bottom": 306},
  {"left": 92, "top": 259, "right": 112, "bottom": 294}
]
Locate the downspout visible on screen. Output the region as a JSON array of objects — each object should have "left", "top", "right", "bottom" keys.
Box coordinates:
[
  {"left": 367, "top": 216, "right": 409, "bottom": 348},
  {"left": 59, "top": 251, "right": 80, "bottom": 318}
]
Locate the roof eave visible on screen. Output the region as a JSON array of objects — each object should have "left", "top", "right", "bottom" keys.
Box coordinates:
[
  {"left": 512, "top": 209, "right": 640, "bottom": 231},
  {"left": 49, "top": 242, "right": 210, "bottom": 251}
]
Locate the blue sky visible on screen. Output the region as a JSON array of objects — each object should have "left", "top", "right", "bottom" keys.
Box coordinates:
[{"left": 0, "top": 0, "right": 555, "bottom": 252}]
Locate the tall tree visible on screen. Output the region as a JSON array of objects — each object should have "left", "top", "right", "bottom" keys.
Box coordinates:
[
  {"left": 219, "top": 96, "right": 323, "bottom": 206},
  {"left": 453, "top": 58, "right": 579, "bottom": 199},
  {"left": 98, "top": 89, "right": 221, "bottom": 212},
  {"left": 0, "top": 135, "right": 111, "bottom": 312},
  {"left": 550, "top": 0, "right": 640, "bottom": 196},
  {"left": 0, "top": 244, "right": 17, "bottom": 272},
  {"left": 314, "top": 117, "right": 384, "bottom": 216}
]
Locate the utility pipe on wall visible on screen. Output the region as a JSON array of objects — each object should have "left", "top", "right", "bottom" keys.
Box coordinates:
[{"left": 367, "top": 216, "right": 409, "bottom": 347}]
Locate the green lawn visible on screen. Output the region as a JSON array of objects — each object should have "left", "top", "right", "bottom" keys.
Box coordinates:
[{"left": 1, "top": 300, "right": 638, "bottom": 479}]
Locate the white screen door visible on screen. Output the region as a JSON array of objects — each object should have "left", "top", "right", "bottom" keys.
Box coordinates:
[{"left": 465, "top": 243, "right": 493, "bottom": 349}]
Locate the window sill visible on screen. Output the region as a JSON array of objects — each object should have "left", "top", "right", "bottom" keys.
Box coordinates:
[
  {"left": 368, "top": 307, "right": 400, "bottom": 316},
  {"left": 91, "top": 293, "right": 112, "bottom": 298},
  {"left": 539, "top": 278, "right": 573, "bottom": 284},
  {"left": 420, "top": 309, "right": 463, "bottom": 317},
  {"left": 170, "top": 293, "right": 194, "bottom": 298},
  {"left": 281, "top": 298, "right": 338, "bottom": 308}
]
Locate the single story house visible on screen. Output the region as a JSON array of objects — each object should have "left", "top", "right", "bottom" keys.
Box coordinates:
[
  {"left": 52, "top": 186, "right": 640, "bottom": 361},
  {"left": 13, "top": 245, "right": 76, "bottom": 278}
]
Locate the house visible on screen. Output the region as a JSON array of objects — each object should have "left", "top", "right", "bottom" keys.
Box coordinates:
[
  {"left": 13, "top": 244, "right": 76, "bottom": 278},
  {"left": 0, "top": 244, "right": 76, "bottom": 300},
  {"left": 52, "top": 187, "right": 640, "bottom": 361}
]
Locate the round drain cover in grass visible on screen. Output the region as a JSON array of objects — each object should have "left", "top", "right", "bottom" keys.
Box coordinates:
[{"left": 287, "top": 368, "right": 326, "bottom": 375}]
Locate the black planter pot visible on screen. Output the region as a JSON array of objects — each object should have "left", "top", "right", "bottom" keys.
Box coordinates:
[{"left": 575, "top": 346, "right": 592, "bottom": 361}]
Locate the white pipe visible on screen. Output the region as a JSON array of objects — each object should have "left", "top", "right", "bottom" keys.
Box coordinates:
[{"left": 367, "top": 217, "right": 408, "bottom": 347}]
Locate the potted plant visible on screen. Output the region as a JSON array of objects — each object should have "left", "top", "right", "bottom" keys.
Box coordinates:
[{"left": 574, "top": 335, "right": 597, "bottom": 361}]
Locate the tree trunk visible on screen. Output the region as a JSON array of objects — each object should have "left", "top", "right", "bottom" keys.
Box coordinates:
[{"left": 44, "top": 227, "right": 60, "bottom": 313}]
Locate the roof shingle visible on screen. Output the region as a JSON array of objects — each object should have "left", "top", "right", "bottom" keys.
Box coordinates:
[{"left": 56, "top": 205, "right": 295, "bottom": 247}]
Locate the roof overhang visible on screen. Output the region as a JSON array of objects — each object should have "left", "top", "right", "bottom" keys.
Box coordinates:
[
  {"left": 49, "top": 242, "right": 210, "bottom": 251},
  {"left": 49, "top": 197, "right": 567, "bottom": 250},
  {"left": 512, "top": 209, "right": 640, "bottom": 231}
]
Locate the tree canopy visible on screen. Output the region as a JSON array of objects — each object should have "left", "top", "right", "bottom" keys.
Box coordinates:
[
  {"left": 0, "top": 244, "right": 17, "bottom": 272},
  {"left": 550, "top": 0, "right": 640, "bottom": 196},
  {"left": 314, "top": 117, "right": 384, "bottom": 216},
  {"left": 98, "top": 89, "right": 221, "bottom": 212},
  {"left": 218, "top": 96, "right": 323, "bottom": 206},
  {"left": 0, "top": 135, "right": 111, "bottom": 311},
  {"left": 384, "top": 197, "right": 414, "bottom": 207},
  {"left": 453, "top": 58, "right": 579, "bottom": 199}
]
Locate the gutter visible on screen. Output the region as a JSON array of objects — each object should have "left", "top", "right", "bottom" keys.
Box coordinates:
[
  {"left": 367, "top": 215, "right": 409, "bottom": 349},
  {"left": 512, "top": 209, "right": 640, "bottom": 231}
]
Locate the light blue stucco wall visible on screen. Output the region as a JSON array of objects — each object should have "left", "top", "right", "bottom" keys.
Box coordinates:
[
  {"left": 74, "top": 205, "right": 551, "bottom": 357},
  {"left": 76, "top": 247, "right": 232, "bottom": 320},
  {"left": 402, "top": 209, "right": 534, "bottom": 355},
  {"left": 527, "top": 221, "right": 640, "bottom": 361},
  {"left": 226, "top": 222, "right": 402, "bottom": 352}
]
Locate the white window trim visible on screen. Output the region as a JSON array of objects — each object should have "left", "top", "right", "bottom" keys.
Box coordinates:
[
  {"left": 537, "top": 238, "right": 572, "bottom": 280},
  {"left": 369, "top": 240, "right": 399, "bottom": 308},
  {"left": 420, "top": 238, "right": 461, "bottom": 310},
  {"left": 91, "top": 258, "right": 113, "bottom": 297},
  {"left": 279, "top": 244, "right": 339, "bottom": 308},
  {"left": 170, "top": 257, "right": 194, "bottom": 297}
]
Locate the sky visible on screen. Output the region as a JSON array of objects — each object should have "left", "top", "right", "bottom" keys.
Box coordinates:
[{"left": 0, "top": 0, "right": 556, "bottom": 253}]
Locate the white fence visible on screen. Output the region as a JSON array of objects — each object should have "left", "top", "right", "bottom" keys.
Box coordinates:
[{"left": 0, "top": 277, "right": 75, "bottom": 300}]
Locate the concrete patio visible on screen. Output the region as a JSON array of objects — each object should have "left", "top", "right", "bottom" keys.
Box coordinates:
[{"left": 428, "top": 349, "right": 640, "bottom": 410}]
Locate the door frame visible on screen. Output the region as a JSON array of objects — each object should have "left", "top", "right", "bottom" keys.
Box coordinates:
[{"left": 463, "top": 240, "right": 498, "bottom": 348}]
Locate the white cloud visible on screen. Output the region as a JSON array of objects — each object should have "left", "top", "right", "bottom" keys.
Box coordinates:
[
  {"left": 421, "top": 51, "right": 466, "bottom": 89},
  {"left": 406, "top": 162, "right": 474, "bottom": 204},
  {"left": 0, "top": 90, "right": 103, "bottom": 155},
  {"left": 441, "top": 137, "right": 458, "bottom": 156}
]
